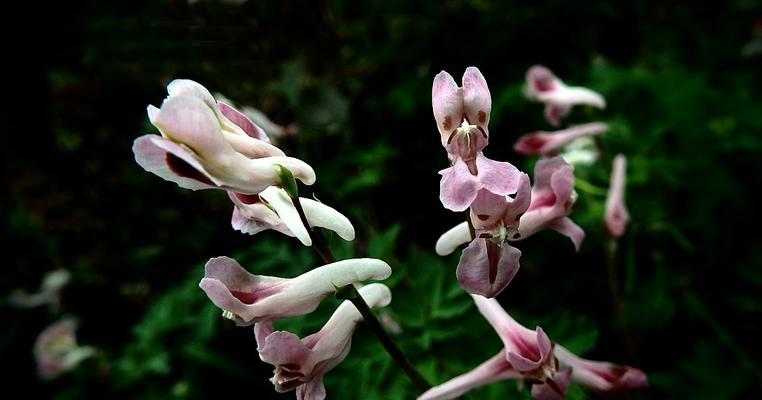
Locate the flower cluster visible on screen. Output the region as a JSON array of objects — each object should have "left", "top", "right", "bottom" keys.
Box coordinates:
[
  {"left": 133, "top": 81, "right": 393, "bottom": 400},
  {"left": 427, "top": 67, "right": 644, "bottom": 399}
]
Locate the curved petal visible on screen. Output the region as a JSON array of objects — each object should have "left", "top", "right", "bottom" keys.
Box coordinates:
[
  {"left": 220, "top": 155, "right": 316, "bottom": 195},
  {"left": 259, "top": 331, "right": 312, "bottom": 369},
  {"left": 439, "top": 160, "right": 479, "bottom": 212},
  {"left": 539, "top": 86, "right": 606, "bottom": 109},
  {"left": 456, "top": 239, "right": 521, "bottom": 298},
  {"left": 260, "top": 187, "right": 312, "bottom": 246},
  {"left": 605, "top": 154, "right": 630, "bottom": 237},
  {"left": 153, "top": 95, "right": 232, "bottom": 160},
  {"left": 469, "top": 190, "right": 508, "bottom": 230},
  {"left": 555, "top": 345, "right": 648, "bottom": 393},
  {"left": 296, "top": 376, "right": 327, "bottom": 400},
  {"left": 525, "top": 65, "right": 560, "bottom": 98},
  {"left": 547, "top": 217, "right": 585, "bottom": 251},
  {"left": 435, "top": 222, "right": 471, "bottom": 256},
  {"left": 217, "top": 101, "right": 271, "bottom": 142},
  {"left": 514, "top": 123, "right": 608, "bottom": 156},
  {"left": 417, "top": 350, "right": 519, "bottom": 400},
  {"left": 301, "top": 198, "right": 355, "bottom": 241},
  {"left": 531, "top": 367, "right": 572, "bottom": 400},
  {"left": 133, "top": 135, "right": 219, "bottom": 190},
  {"left": 475, "top": 154, "right": 523, "bottom": 197},
  {"left": 432, "top": 71, "right": 464, "bottom": 146},
  {"left": 462, "top": 67, "right": 491, "bottom": 134},
  {"left": 544, "top": 103, "right": 571, "bottom": 127},
  {"left": 166, "top": 79, "right": 216, "bottom": 106}
]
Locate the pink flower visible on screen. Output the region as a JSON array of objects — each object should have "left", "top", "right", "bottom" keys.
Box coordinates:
[
  {"left": 256, "top": 283, "right": 392, "bottom": 400},
  {"left": 525, "top": 66, "right": 606, "bottom": 127},
  {"left": 133, "top": 79, "right": 315, "bottom": 195},
  {"left": 435, "top": 157, "right": 584, "bottom": 259},
  {"left": 513, "top": 123, "right": 608, "bottom": 156},
  {"left": 433, "top": 68, "right": 527, "bottom": 212},
  {"left": 604, "top": 154, "right": 630, "bottom": 237},
  {"left": 418, "top": 296, "right": 647, "bottom": 400},
  {"left": 34, "top": 319, "right": 95, "bottom": 379},
  {"left": 229, "top": 187, "right": 355, "bottom": 246},
  {"left": 199, "top": 256, "right": 390, "bottom": 326}
]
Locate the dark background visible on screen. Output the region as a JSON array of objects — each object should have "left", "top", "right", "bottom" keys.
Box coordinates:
[{"left": 2, "top": 1, "right": 761, "bottom": 399}]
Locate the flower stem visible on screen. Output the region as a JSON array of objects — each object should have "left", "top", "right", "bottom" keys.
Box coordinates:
[
  {"left": 289, "top": 195, "right": 432, "bottom": 391},
  {"left": 603, "top": 237, "right": 638, "bottom": 362}
]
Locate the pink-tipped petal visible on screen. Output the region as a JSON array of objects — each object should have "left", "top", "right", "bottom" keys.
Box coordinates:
[
  {"left": 531, "top": 367, "right": 572, "bottom": 400},
  {"left": 526, "top": 65, "right": 559, "bottom": 97},
  {"left": 547, "top": 217, "right": 585, "bottom": 251},
  {"left": 417, "top": 350, "right": 519, "bottom": 400},
  {"left": 456, "top": 239, "right": 521, "bottom": 298},
  {"left": 543, "top": 103, "right": 570, "bottom": 127},
  {"left": 462, "top": 67, "right": 491, "bottom": 133},
  {"left": 432, "top": 71, "right": 464, "bottom": 146},
  {"left": 435, "top": 222, "right": 471, "bottom": 256},
  {"left": 475, "top": 154, "right": 523, "bottom": 197},
  {"left": 217, "top": 101, "right": 271, "bottom": 142},
  {"left": 133, "top": 135, "right": 219, "bottom": 190},
  {"left": 439, "top": 160, "right": 479, "bottom": 212},
  {"left": 605, "top": 154, "right": 630, "bottom": 237},
  {"left": 153, "top": 95, "right": 232, "bottom": 159},
  {"left": 259, "top": 331, "right": 312, "bottom": 367},
  {"left": 514, "top": 123, "right": 608, "bottom": 156},
  {"left": 555, "top": 345, "right": 648, "bottom": 393}
]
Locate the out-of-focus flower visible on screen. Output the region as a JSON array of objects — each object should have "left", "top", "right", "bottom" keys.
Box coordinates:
[
  {"left": 558, "top": 136, "right": 599, "bottom": 166},
  {"left": 34, "top": 319, "right": 95, "bottom": 379},
  {"left": 229, "top": 187, "right": 355, "bottom": 246},
  {"left": 604, "top": 155, "right": 629, "bottom": 237},
  {"left": 418, "top": 296, "right": 647, "bottom": 400},
  {"left": 436, "top": 157, "right": 583, "bottom": 259},
  {"left": 433, "top": 68, "right": 527, "bottom": 212},
  {"left": 133, "top": 79, "right": 314, "bottom": 194},
  {"left": 10, "top": 270, "right": 70, "bottom": 310},
  {"left": 525, "top": 66, "right": 605, "bottom": 127},
  {"left": 257, "top": 283, "right": 391, "bottom": 400},
  {"left": 513, "top": 123, "right": 608, "bottom": 157},
  {"left": 199, "top": 256, "right": 391, "bottom": 326}
]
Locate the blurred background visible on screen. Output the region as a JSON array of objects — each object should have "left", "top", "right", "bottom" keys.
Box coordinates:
[{"left": 2, "top": 1, "right": 761, "bottom": 399}]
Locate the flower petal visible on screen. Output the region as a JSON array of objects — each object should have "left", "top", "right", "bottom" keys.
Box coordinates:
[
  {"left": 432, "top": 71, "right": 464, "bottom": 146},
  {"left": 605, "top": 154, "right": 630, "bottom": 237},
  {"left": 462, "top": 67, "right": 491, "bottom": 134},
  {"left": 456, "top": 239, "right": 521, "bottom": 298},
  {"left": 166, "top": 79, "right": 216, "bottom": 105},
  {"left": 301, "top": 198, "right": 356, "bottom": 241},
  {"left": 439, "top": 160, "right": 479, "bottom": 212},
  {"left": 153, "top": 95, "right": 232, "bottom": 160},
  {"left": 417, "top": 350, "right": 519, "bottom": 400},
  {"left": 217, "top": 100, "right": 271, "bottom": 142},
  {"left": 475, "top": 154, "right": 523, "bottom": 198},
  {"left": 531, "top": 367, "right": 572, "bottom": 400},
  {"left": 547, "top": 217, "right": 585, "bottom": 251},
  {"left": 133, "top": 135, "right": 219, "bottom": 190},
  {"left": 260, "top": 187, "right": 312, "bottom": 246},
  {"left": 543, "top": 103, "right": 570, "bottom": 127},
  {"left": 435, "top": 222, "right": 471, "bottom": 256},
  {"left": 554, "top": 345, "right": 648, "bottom": 393},
  {"left": 514, "top": 123, "right": 608, "bottom": 156}
]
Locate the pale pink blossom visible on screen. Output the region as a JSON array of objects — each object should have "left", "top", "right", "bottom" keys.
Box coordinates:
[
  {"left": 34, "top": 319, "right": 95, "bottom": 379},
  {"left": 418, "top": 296, "right": 647, "bottom": 400},
  {"left": 433, "top": 68, "right": 526, "bottom": 212},
  {"left": 10, "top": 270, "right": 70, "bottom": 310},
  {"left": 604, "top": 154, "right": 630, "bottom": 237},
  {"left": 229, "top": 187, "right": 355, "bottom": 246},
  {"left": 133, "top": 79, "right": 314, "bottom": 195},
  {"left": 256, "top": 283, "right": 392, "bottom": 400},
  {"left": 525, "top": 66, "right": 606, "bottom": 127},
  {"left": 199, "top": 256, "right": 390, "bottom": 326},
  {"left": 513, "top": 123, "right": 608, "bottom": 156}
]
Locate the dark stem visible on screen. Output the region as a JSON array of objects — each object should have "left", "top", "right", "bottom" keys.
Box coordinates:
[
  {"left": 603, "top": 237, "right": 638, "bottom": 362},
  {"left": 289, "top": 195, "right": 432, "bottom": 391}
]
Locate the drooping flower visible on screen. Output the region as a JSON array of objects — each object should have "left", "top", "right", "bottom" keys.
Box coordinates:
[
  {"left": 10, "top": 269, "right": 70, "bottom": 310},
  {"left": 433, "top": 67, "right": 527, "bottom": 212},
  {"left": 199, "top": 256, "right": 390, "bottom": 326},
  {"left": 133, "top": 79, "right": 315, "bottom": 194},
  {"left": 34, "top": 319, "right": 95, "bottom": 379},
  {"left": 256, "top": 283, "right": 392, "bottom": 400},
  {"left": 418, "top": 296, "right": 647, "bottom": 400},
  {"left": 435, "top": 157, "right": 583, "bottom": 260},
  {"left": 525, "top": 66, "right": 606, "bottom": 127},
  {"left": 513, "top": 123, "right": 608, "bottom": 157},
  {"left": 229, "top": 186, "right": 355, "bottom": 246},
  {"left": 604, "top": 154, "right": 630, "bottom": 237}
]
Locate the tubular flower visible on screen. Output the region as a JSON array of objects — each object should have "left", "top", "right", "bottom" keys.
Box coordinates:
[
  {"left": 133, "top": 79, "right": 315, "bottom": 194},
  {"left": 34, "top": 319, "right": 95, "bottom": 379},
  {"left": 418, "top": 296, "right": 647, "bottom": 400},
  {"left": 229, "top": 187, "right": 355, "bottom": 246},
  {"left": 513, "top": 123, "right": 608, "bottom": 157},
  {"left": 256, "top": 283, "right": 392, "bottom": 400},
  {"left": 433, "top": 67, "right": 526, "bottom": 212},
  {"left": 198, "top": 256, "right": 390, "bottom": 326},
  {"left": 525, "top": 66, "right": 606, "bottom": 127},
  {"left": 604, "top": 154, "right": 630, "bottom": 237},
  {"left": 435, "top": 157, "right": 583, "bottom": 260}
]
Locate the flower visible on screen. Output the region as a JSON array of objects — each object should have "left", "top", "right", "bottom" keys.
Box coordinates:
[
  {"left": 198, "top": 256, "right": 391, "bottom": 326},
  {"left": 433, "top": 67, "right": 527, "bottom": 212},
  {"left": 10, "top": 269, "right": 70, "bottom": 310},
  {"left": 256, "top": 283, "right": 392, "bottom": 400},
  {"left": 229, "top": 186, "right": 355, "bottom": 246},
  {"left": 513, "top": 123, "right": 608, "bottom": 157},
  {"left": 604, "top": 154, "right": 630, "bottom": 237},
  {"left": 435, "top": 157, "right": 583, "bottom": 259},
  {"left": 34, "top": 319, "right": 95, "bottom": 379},
  {"left": 133, "top": 79, "right": 315, "bottom": 194},
  {"left": 214, "top": 92, "right": 298, "bottom": 142},
  {"left": 418, "top": 296, "right": 647, "bottom": 400},
  {"left": 525, "top": 66, "right": 606, "bottom": 127}
]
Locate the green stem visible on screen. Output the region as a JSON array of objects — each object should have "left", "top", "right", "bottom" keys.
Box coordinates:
[
  {"left": 604, "top": 237, "right": 638, "bottom": 362},
  {"left": 289, "top": 195, "right": 432, "bottom": 391}
]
